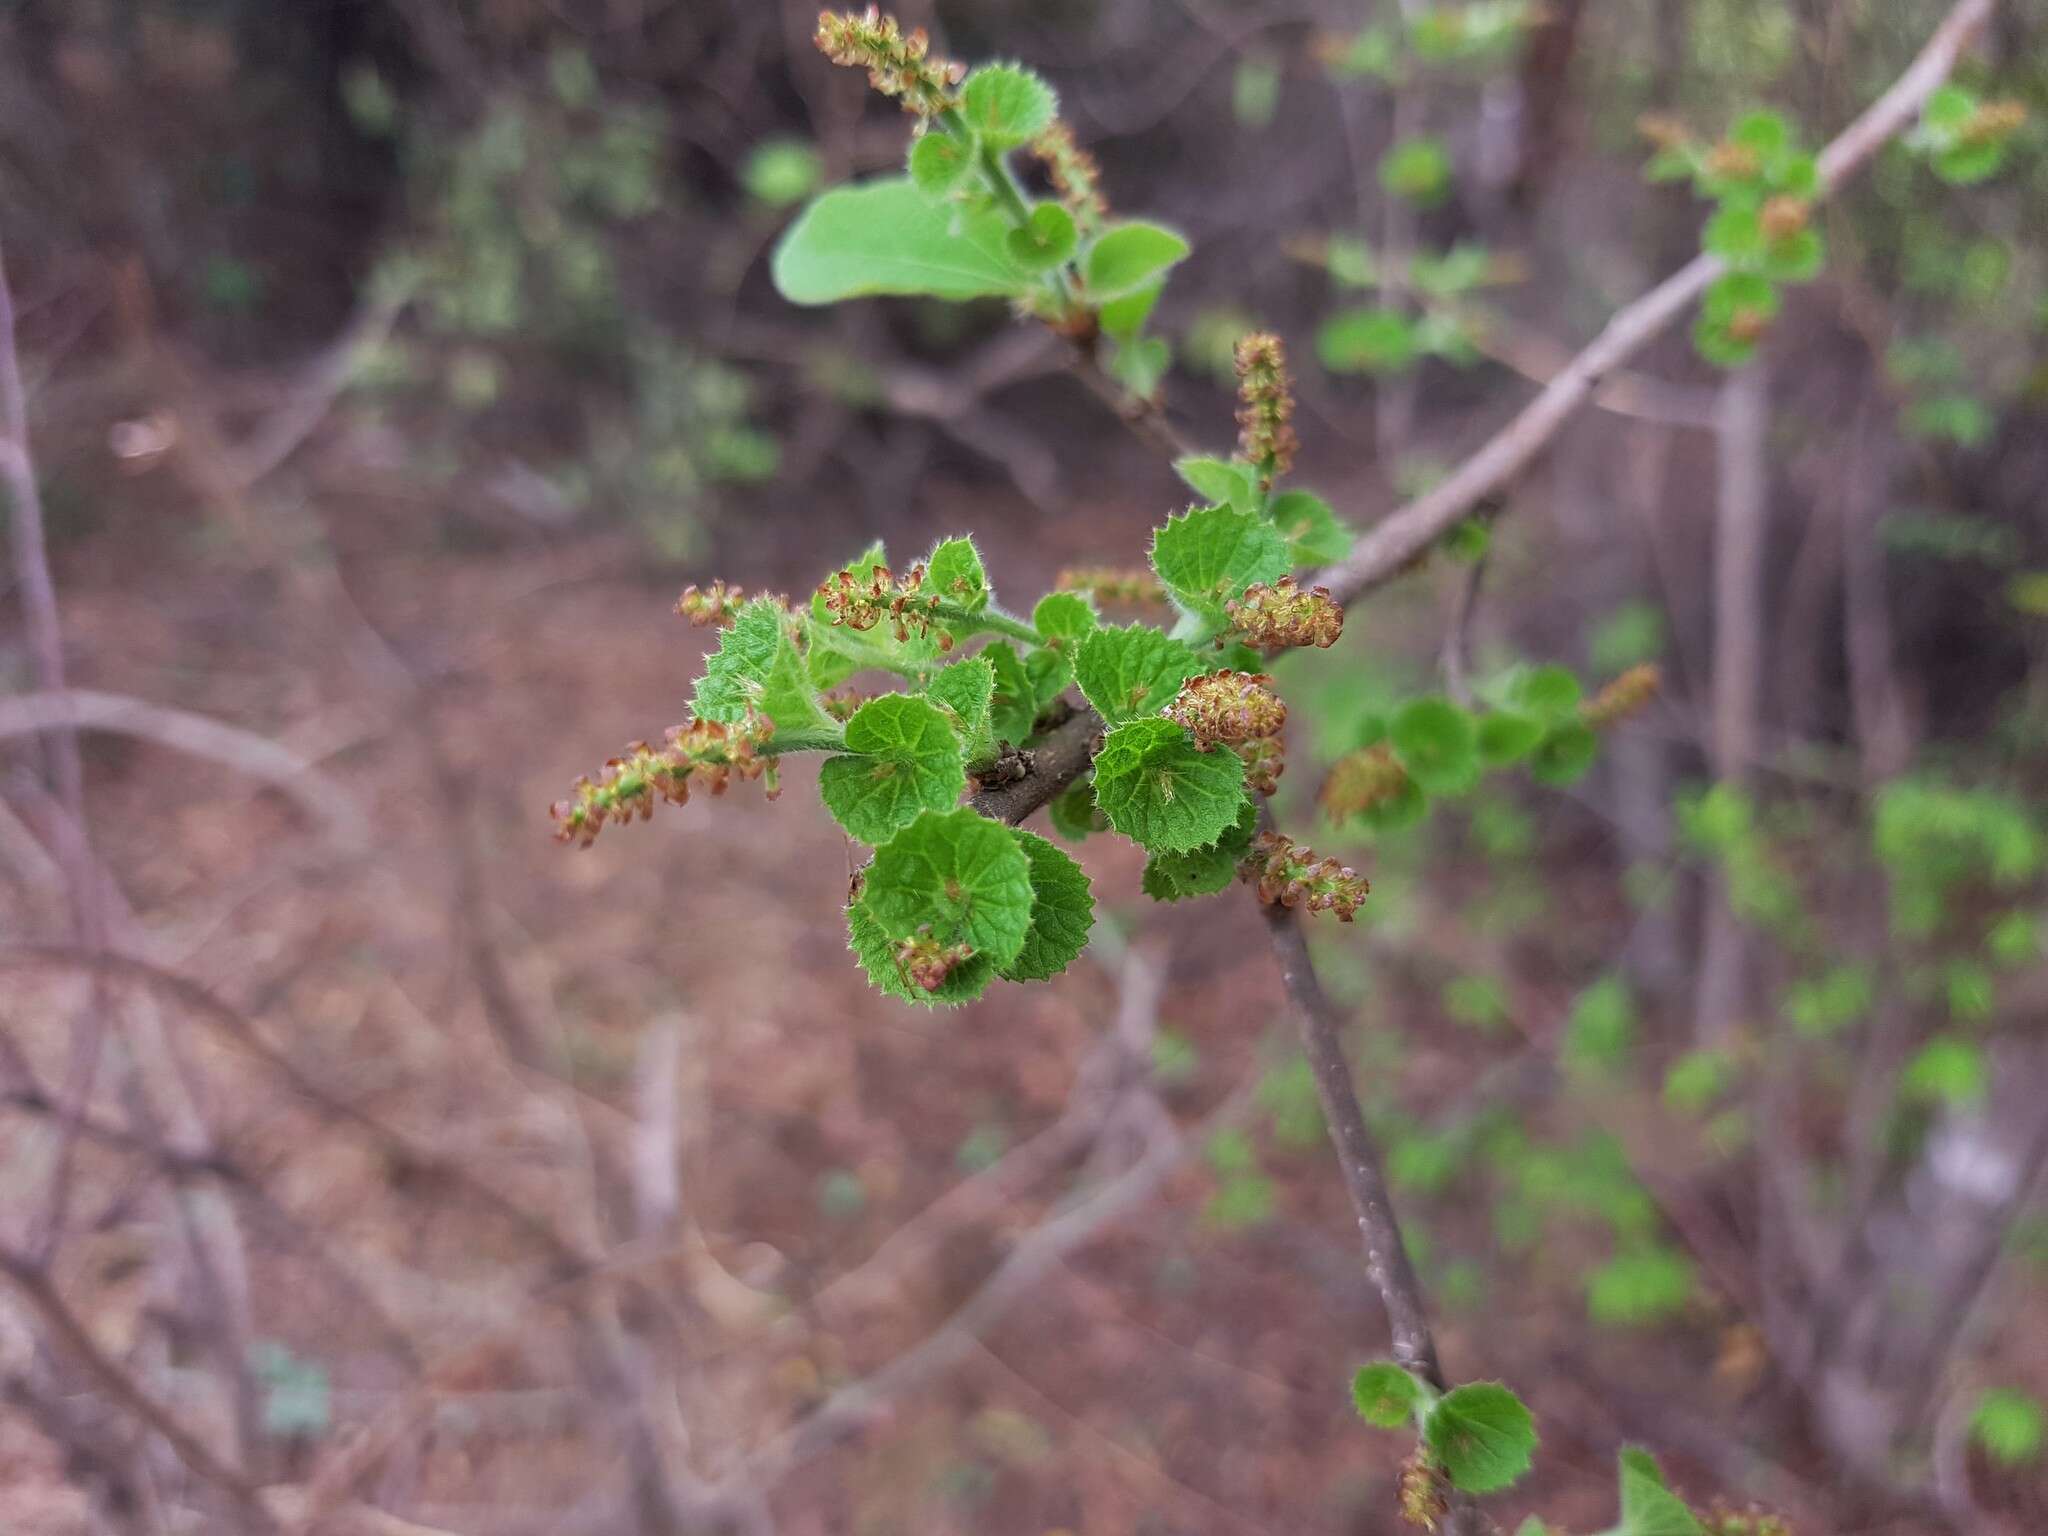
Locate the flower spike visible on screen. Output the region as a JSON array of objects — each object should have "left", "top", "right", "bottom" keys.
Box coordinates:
[
  {"left": 1234, "top": 332, "right": 1298, "bottom": 491},
  {"left": 815, "top": 8, "right": 964, "bottom": 118},
  {"left": 551, "top": 714, "right": 778, "bottom": 848},
  {"left": 1239, "top": 831, "right": 1370, "bottom": 921},
  {"left": 1224, "top": 577, "right": 1344, "bottom": 650}
]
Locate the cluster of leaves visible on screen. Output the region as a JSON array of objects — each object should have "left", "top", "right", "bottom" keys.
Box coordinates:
[
  {"left": 1319, "top": 664, "right": 1660, "bottom": 835},
  {"left": 1322, "top": 2, "right": 1542, "bottom": 83},
  {"left": 774, "top": 20, "right": 1187, "bottom": 395},
  {"left": 1906, "top": 84, "right": 2028, "bottom": 187},
  {"left": 1642, "top": 110, "right": 1825, "bottom": 365}
]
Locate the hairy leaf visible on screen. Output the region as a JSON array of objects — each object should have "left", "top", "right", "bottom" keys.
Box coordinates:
[
  {"left": 1007, "top": 202, "right": 1078, "bottom": 271},
  {"left": 926, "top": 535, "right": 990, "bottom": 613},
  {"left": 1391, "top": 696, "right": 1481, "bottom": 796},
  {"left": 1140, "top": 800, "right": 1256, "bottom": 901},
  {"left": 984, "top": 641, "right": 1040, "bottom": 745},
  {"left": 1048, "top": 777, "right": 1106, "bottom": 842},
  {"left": 1151, "top": 504, "right": 1291, "bottom": 626},
  {"left": 1270, "top": 489, "right": 1354, "bottom": 563},
  {"left": 1352, "top": 1361, "right": 1430, "bottom": 1428},
  {"left": 860, "top": 806, "right": 1036, "bottom": 970},
  {"left": 820, "top": 694, "right": 968, "bottom": 843},
  {"left": 1001, "top": 830, "right": 1094, "bottom": 981},
  {"left": 847, "top": 897, "right": 996, "bottom": 1006},
  {"left": 1085, "top": 221, "right": 1191, "bottom": 299},
  {"left": 695, "top": 599, "right": 843, "bottom": 744},
  {"left": 927, "top": 656, "right": 997, "bottom": 766},
  {"left": 1603, "top": 1447, "right": 1704, "bottom": 1536},
  {"left": 908, "top": 129, "right": 975, "bottom": 198},
  {"left": 960, "top": 63, "right": 1058, "bottom": 148},
  {"left": 1031, "top": 591, "right": 1098, "bottom": 649},
  {"left": 1174, "top": 456, "right": 1256, "bottom": 512},
  {"left": 1092, "top": 717, "right": 1251, "bottom": 852},
  {"left": 1074, "top": 623, "right": 1206, "bottom": 725}
]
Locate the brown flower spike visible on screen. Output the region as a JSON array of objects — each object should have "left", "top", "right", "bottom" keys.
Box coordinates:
[
  {"left": 1055, "top": 566, "right": 1167, "bottom": 606},
  {"left": 552, "top": 714, "right": 778, "bottom": 847},
  {"left": 1234, "top": 332, "right": 1299, "bottom": 491},
  {"left": 1224, "top": 576, "right": 1344, "bottom": 650},
  {"left": 814, "top": 8, "right": 964, "bottom": 117},
  {"left": 817, "top": 562, "right": 950, "bottom": 646},
  {"left": 1033, "top": 121, "right": 1107, "bottom": 233},
  {"left": 1239, "top": 831, "right": 1370, "bottom": 922},
  {"left": 1318, "top": 743, "right": 1411, "bottom": 822},
  {"left": 1580, "top": 663, "right": 1661, "bottom": 728},
  {"left": 1396, "top": 1448, "right": 1449, "bottom": 1530},
  {"left": 895, "top": 934, "right": 976, "bottom": 992},
  {"left": 674, "top": 580, "right": 752, "bottom": 628}
]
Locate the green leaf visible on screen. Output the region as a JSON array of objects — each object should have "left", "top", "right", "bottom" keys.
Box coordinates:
[
  {"left": 928, "top": 656, "right": 997, "bottom": 766},
  {"left": 1085, "top": 221, "right": 1191, "bottom": 300},
  {"left": 1477, "top": 712, "right": 1544, "bottom": 766},
  {"left": 1031, "top": 591, "right": 1098, "bottom": 649},
  {"left": 984, "top": 641, "right": 1041, "bottom": 745},
  {"left": 960, "top": 64, "right": 1057, "bottom": 149},
  {"left": 1604, "top": 1447, "right": 1704, "bottom": 1536},
  {"left": 1073, "top": 623, "right": 1206, "bottom": 726},
  {"left": 1511, "top": 664, "right": 1583, "bottom": 719},
  {"left": 1352, "top": 1362, "right": 1429, "bottom": 1428},
  {"left": 1422, "top": 1382, "right": 1537, "bottom": 1494},
  {"left": 1380, "top": 137, "right": 1453, "bottom": 204},
  {"left": 1971, "top": 1389, "right": 2046, "bottom": 1467},
  {"left": 1318, "top": 306, "right": 1418, "bottom": 374},
  {"left": 847, "top": 896, "right": 996, "bottom": 1006},
  {"left": 1140, "top": 800, "right": 1256, "bottom": 900},
  {"left": 1048, "top": 777, "right": 1106, "bottom": 841},
  {"left": 1565, "top": 976, "right": 1635, "bottom": 1073},
  {"left": 1270, "top": 489, "right": 1354, "bottom": 564},
  {"left": 1006, "top": 202, "right": 1078, "bottom": 271},
  {"left": 773, "top": 178, "right": 1030, "bottom": 304},
  {"left": 1529, "top": 720, "right": 1599, "bottom": 786},
  {"left": 1391, "top": 696, "right": 1482, "bottom": 796},
  {"left": 1092, "top": 717, "right": 1250, "bottom": 852},
  {"left": 925, "top": 535, "right": 990, "bottom": 613},
  {"left": 860, "top": 806, "right": 1036, "bottom": 970},
  {"left": 1151, "top": 504, "right": 1290, "bottom": 626},
  {"left": 1097, "top": 279, "right": 1162, "bottom": 342},
  {"left": 1174, "top": 456, "right": 1257, "bottom": 512},
  {"left": 694, "top": 599, "right": 843, "bottom": 743},
  {"left": 1001, "top": 830, "right": 1094, "bottom": 981},
  {"left": 819, "top": 694, "right": 968, "bottom": 844},
  {"left": 908, "top": 129, "right": 976, "bottom": 198}
]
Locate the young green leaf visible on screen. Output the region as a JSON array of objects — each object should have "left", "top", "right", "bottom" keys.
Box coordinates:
[
  {"left": 694, "top": 599, "right": 844, "bottom": 745},
  {"left": 819, "top": 694, "right": 968, "bottom": 844},
  {"left": 773, "top": 178, "right": 1030, "bottom": 303},
  {"left": 1317, "top": 307, "right": 1419, "bottom": 374},
  {"left": 1073, "top": 623, "right": 1206, "bottom": 725},
  {"left": 1269, "top": 489, "right": 1355, "bottom": 564},
  {"left": 860, "top": 806, "right": 1036, "bottom": 970},
  {"left": 1391, "top": 696, "right": 1482, "bottom": 797},
  {"left": 1048, "top": 777, "right": 1107, "bottom": 841},
  {"left": 1031, "top": 591, "right": 1098, "bottom": 649},
  {"left": 926, "top": 535, "right": 991, "bottom": 613},
  {"left": 1001, "top": 830, "right": 1095, "bottom": 981},
  {"left": 1587, "top": 1245, "right": 1694, "bottom": 1327},
  {"left": 908, "top": 129, "right": 976, "bottom": 198},
  {"left": 1140, "top": 800, "right": 1256, "bottom": 900},
  {"left": 928, "top": 655, "right": 998, "bottom": 766},
  {"left": 1422, "top": 1382, "right": 1538, "bottom": 1495},
  {"left": 1092, "top": 717, "right": 1251, "bottom": 852},
  {"left": 1352, "top": 1361, "right": 1430, "bottom": 1428},
  {"left": 1151, "top": 504, "right": 1290, "bottom": 626},
  {"left": 1510, "top": 664, "right": 1583, "bottom": 719},
  {"left": 1528, "top": 720, "right": 1599, "bottom": 786},
  {"left": 1098, "top": 279, "right": 1162, "bottom": 342},
  {"left": 1085, "top": 221, "right": 1191, "bottom": 300},
  {"left": 1603, "top": 1447, "right": 1705, "bottom": 1536},
  {"left": 1477, "top": 712, "right": 1545, "bottom": 766},
  {"left": 1971, "top": 1388, "right": 2046, "bottom": 1467},
  {"left": 960, "top": 63, "right": 1058, "bottom": 149},
  {"left": 984, "top": 641, "right": 1041, "bottom": 745},
  {"left": 1007, "top": 202, "right": 1079, "bottom": 271},
  {"left": 1174, "top": 456, "right": 1257, "bottom": 512},
  {"left": 1380, "top": 137, "right": 1453, "bottom": 204},
  {"left": 1109, "top": 335, "right": 1171, "bottom": 396}
]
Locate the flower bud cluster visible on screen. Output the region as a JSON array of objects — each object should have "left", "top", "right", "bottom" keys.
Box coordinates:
[
  {"left": 1396, "top": 1449, "right": 1448, "bottom": 1530},
  {"left": 894, "top": 933, "right": 976, "bottom": 992},
  {"left": 1237, "top": 734, "right": 1286, "bottom": 795},
  {"left": 674, "top": 580, "right": 755, "bottom": 627},
  {"left": 1224, "top": 577, "right": 1344, "bottom": 649},
  {"left": 814, "top": 8, "right": 963, "bottom": 117},
  {"left": 551, "top": 714, "right": 778, "bottom": 847},
  {"left": 1239, "top": 831, "right": 1370, "bottom": 922},
  {"left": 1164, "top": 670, "right": 1287, "bottom": 748},
  {"left": 817, "top": 562, "right": 949, "bottom": 645},
  {"left": 1055, "top": 566, "right": 1166, "bottom": 605}
]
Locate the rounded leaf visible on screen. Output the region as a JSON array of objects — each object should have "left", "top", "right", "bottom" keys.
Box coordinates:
[
  {"left": 1422, "top": 1382, "right": 1537, "bottom": 1495},
  {"left": 1391, "top": 696, "right": 1482, "bottom": 796},
  {"left": 909, "top": 130, "right": 976, "bottom": 198},
  {"left": 819, "top": 694, "right": 967, "bottom": 844},
  {"left": 1528, "top": 720, "right": 1598, "bottom": 786},
  {"left": 1006, "top": 202, "right": 1078, "bottom": 272},
  {"left": 847, "top": 897, "right": 997, "bottom": 1007},
  {"left": 1085, "top": 221, "right": 1191, "bottom": 300},
  {"left": 861, "top": 806, "right": 1036, "bottom": 969},
  {"left": 1001, "top": 830, "right": 1095, "bottom": 981},
  {"left": 1150, "top": 504, "right": 1290, "bottom": 626},
  {"left": 1093, "top": 718, "right": 1251, "bottom": 853},
  {"left": 960, "top": 63, "right": 1058, "bottom": 149},
  {"left": 1353, "top": 1362, "right": 1428, "bottom": 1428},
  {"left": 1074, "top": 623, "right": 1206, "bottom": 725},
  {"left": 773, "top": 178, "right": 1029, "bottom": 304},
  {"left": 1477, "top": 711, "right": 1544, "bottom": 766}
]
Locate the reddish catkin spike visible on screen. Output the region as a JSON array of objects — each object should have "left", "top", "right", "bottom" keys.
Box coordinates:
[
  {"left": 674, "top": 580, "right": 754, "bottom": 628},
  {"left": 894, "top": 934, "right": 976, "bottom": 992},
  {"left": 818, "top": 563, "right": 943, "bottom": 641},
  {"left": 551, "top": 714, "right": 778, "bottom": 847},
  {"left": 1234, "top": 332, "right": 1299, "bottom": 490},
  {"left": 1758, "top": 194, "right": 1810, "bottom": 241},
  {"left": 1224, "top": 577, "right": 1344, "bottom": 650},
  {"left": 1962, "top": 98, "right": 2028, "bottom": 147},
  {"left": 1703, "top": 1506, "right": 1795, "bottom": 1536},
  {"left": 814, "top": 8, "right": 963, "bottom": 116},
  {"left": 1239, "top": 831, "right": 1370, "bottom": 921},
  {"left": 1164, "top": 670, "right": 1287, "bottom": 748},
  {"left": 1580, "top": 662, "right": 1662, "bottom": 728},
  {"left": 1396, "top": 1448, "right": 1448, "bottom": 1530},
  {"left": 1055, "top": 566, "right": 1168, "bottom": 606},
  {"left": 1032, "top": 121, "right": 1108, "bottom": 233},
  {"left": 1318, "top": 743, "right": 1410, "bottom": 821}
]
